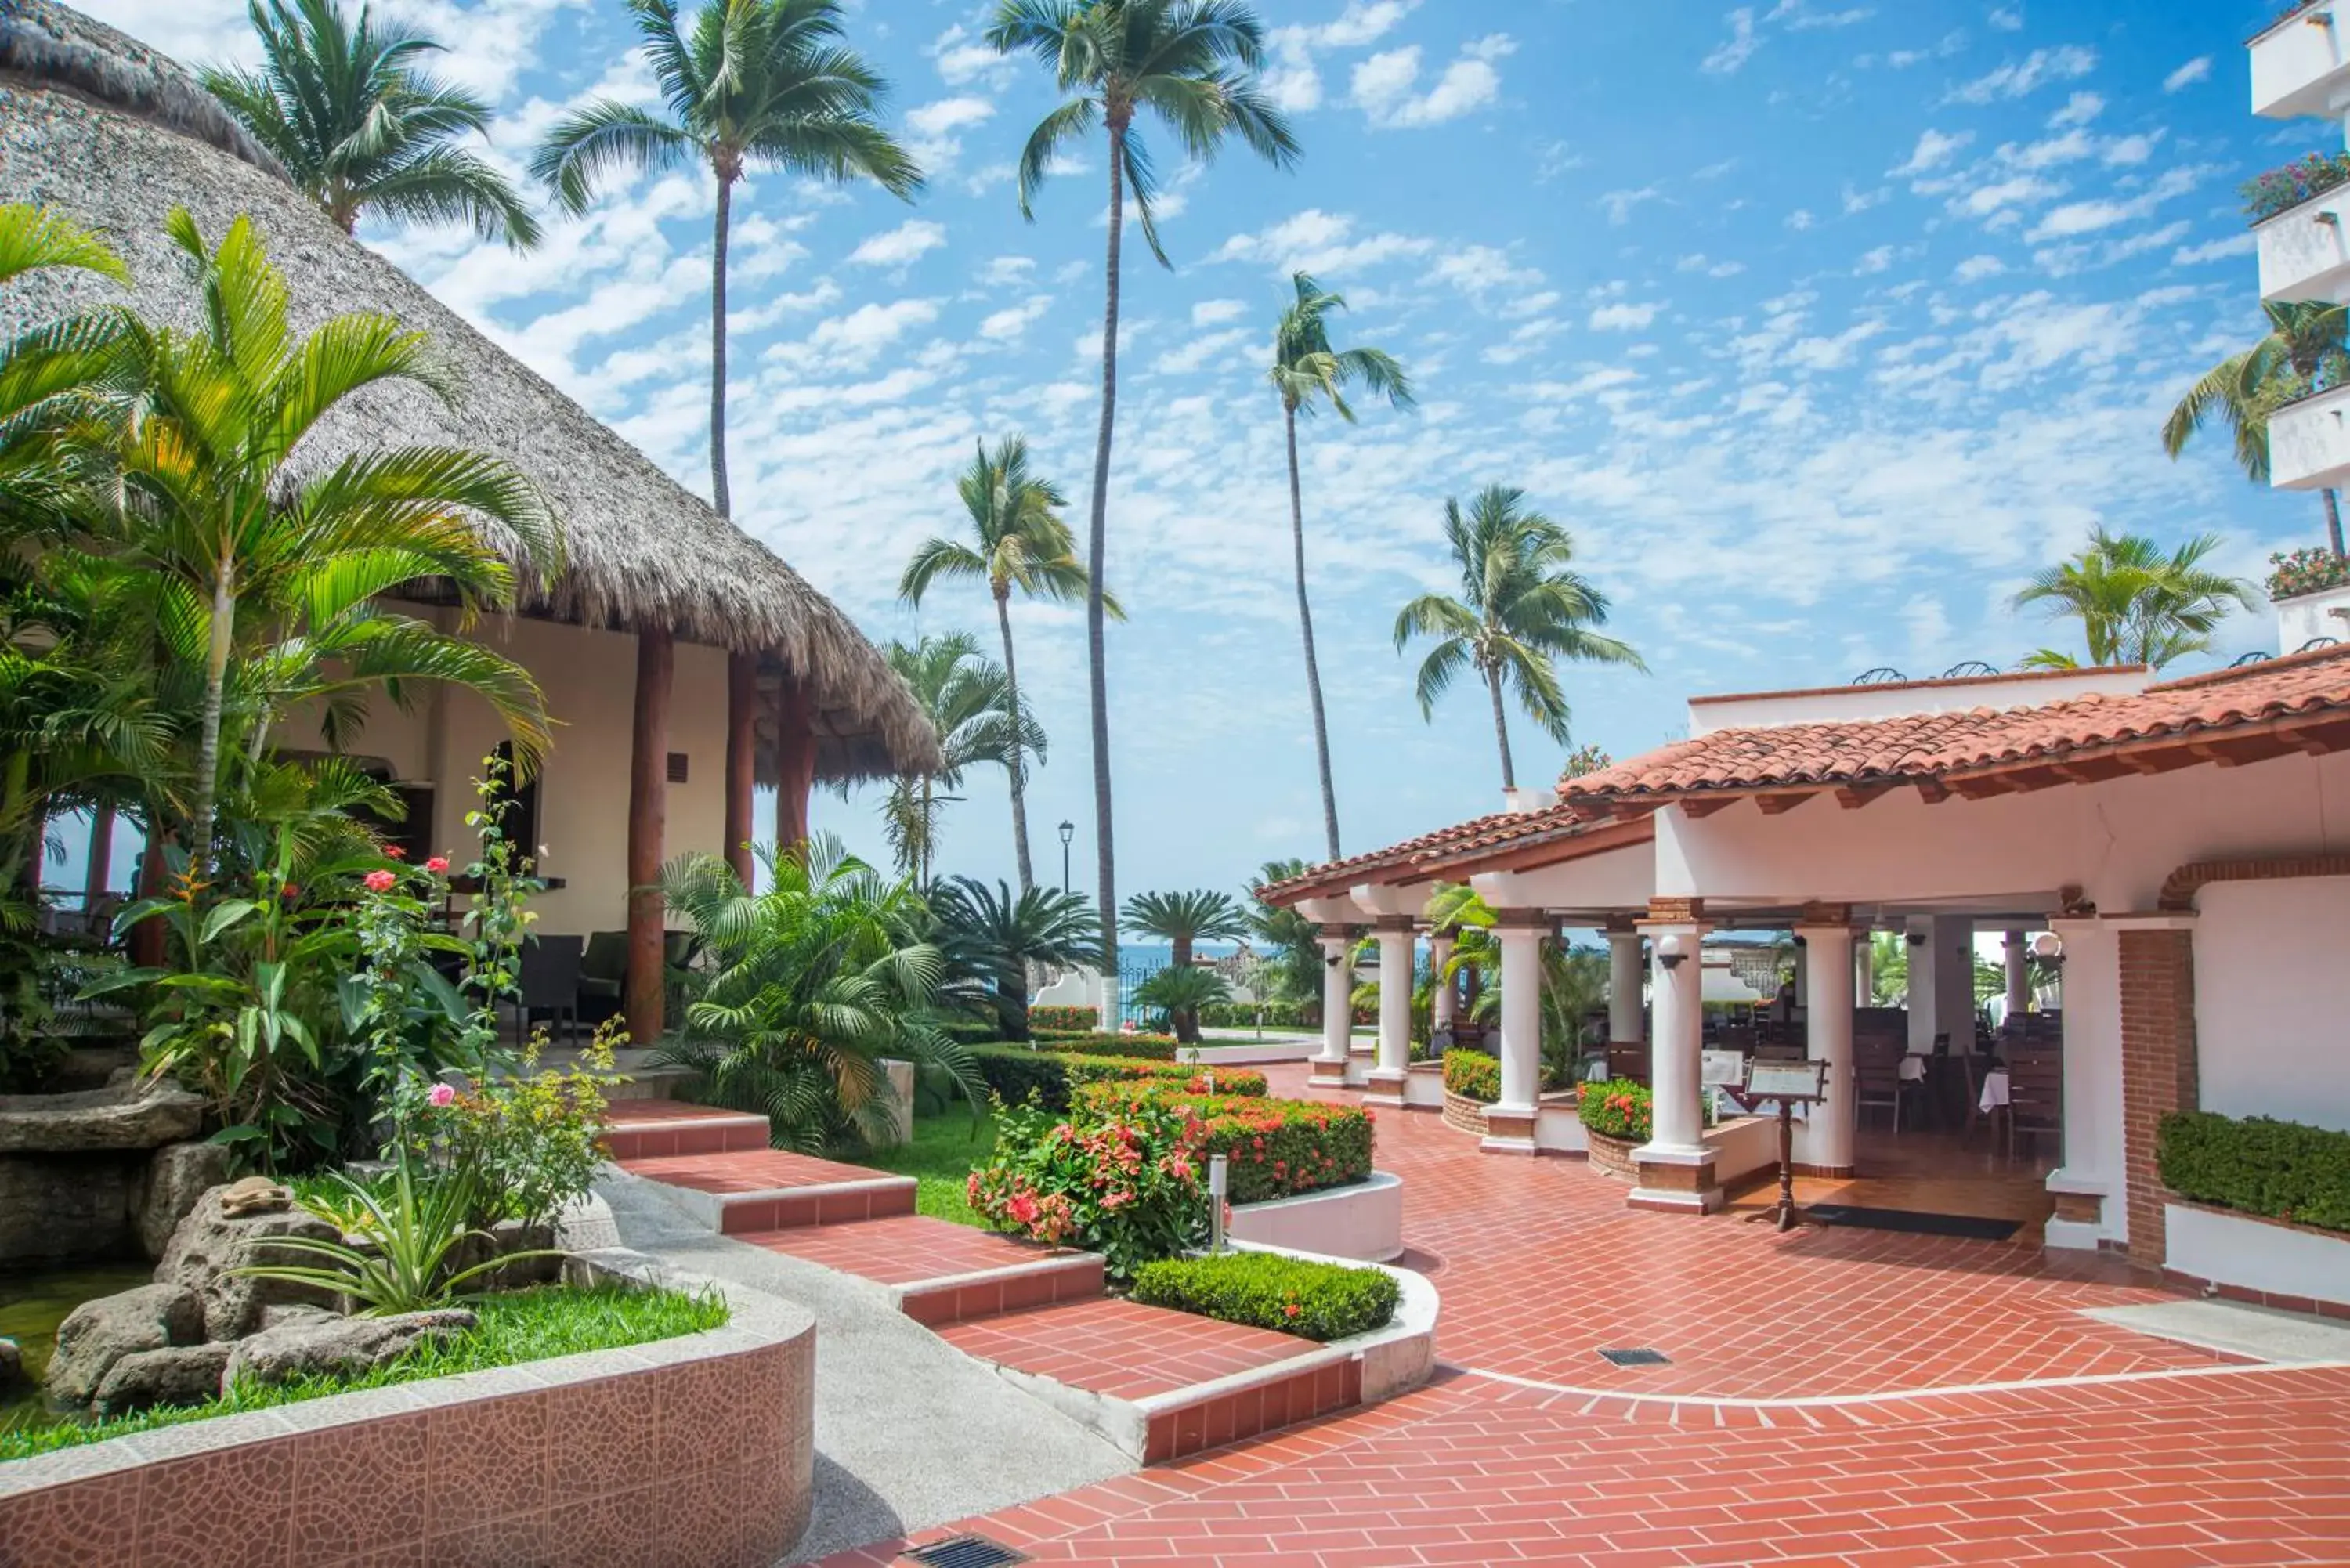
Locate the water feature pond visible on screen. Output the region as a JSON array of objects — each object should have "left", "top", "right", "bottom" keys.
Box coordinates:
[{"left": 0, "top": 1263, "right": 155, "bottom": 1435}]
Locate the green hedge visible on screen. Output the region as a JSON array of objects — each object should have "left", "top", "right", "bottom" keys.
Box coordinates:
[
  {"left": 1029, "top": 1029, "right": 1182, "bottom": 1060},
  {"left": 1130, "top": 1250, "right": 1399, "bottom": 1342},
  {"left": 1198, "top": 1000, "right": 1314, "bottom": 1030},
  {"left": 1443, "top": 1049, "right": 1499, "bottom": 1104},
  {"left": 2158, "top": 1110, "right": 2350, "bottom": 1233},
  {"left": 971, "top": 1047, "right": 1266, "bottom": 1111},
  {"left": 1028, "top": 1006, "right": 1097, "bottom": 1031},
  {"left": 1075, "top": 1083, "right": 1372, "bottom": 1204}
]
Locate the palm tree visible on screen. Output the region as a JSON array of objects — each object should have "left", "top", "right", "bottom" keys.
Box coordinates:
[
  {"left": 986, "top": 0, "right": 1300, "bottom": 984},
  {"left": 929, "top": 876, "right": 1103, "bottom": 1040},
  {"left": 201, "top": 0, "right": 540, "bottom": 247},
  {"left": 1123, "top": 887, "right": 1246, "bottom": 969},
  {"left": 1134, "top": 962, "right": 1228, "bottom": 1043},
  {"left": 899, "top": 436, "right": 1119, "bottom": 892},
  {"left": 2012, "top": 528, "right": 2257, "bottom": 672},
  {"left": 1244, "top": 858, "right": 1320, "bottom": 1003},
  {"left": 1395, "top": 486, "right": 1645, "bottom": 793},
  {"left": 1270, "top": 272, "right": 1412, "bottom": 862},
  {"left": 533, "top": 0, "right": 920, "bottom": 520},
  {"left": 2164, "top": 300, "right": 2350, "bottom": 556},
  {"left": 881, "top": 634, "right": 1039, "bottom": 888}
]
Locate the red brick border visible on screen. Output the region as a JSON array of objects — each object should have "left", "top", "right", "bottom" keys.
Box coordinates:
[
  {"left": 2117, "top": 927, "right": 2196, "bottom": 1268},
  {"left": 2157, "top": 851, "right": 2350, "bottom": 912}
]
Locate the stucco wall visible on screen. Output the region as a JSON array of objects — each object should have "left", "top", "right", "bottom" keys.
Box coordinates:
[{"left": 2193, "top": 876, "right": 2350, "bottom": 1134}]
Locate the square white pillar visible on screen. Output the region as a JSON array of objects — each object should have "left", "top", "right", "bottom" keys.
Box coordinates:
[
  {"left": 1366, "top": 919, "right": 1415, "bottom": 1107},
  {"left": 1795, "top": 925, "right": 1856, "bottom": 1174}
]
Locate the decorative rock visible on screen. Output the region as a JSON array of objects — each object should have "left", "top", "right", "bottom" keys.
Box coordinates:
[
  {"left": 221, "top": 1308, "right": 475, "bottom": 1389},
  {"left": 45, "top": 1282, "right": 204, "bottom": 1404},
  {"left": 90, "top": 1341, "right": 233, "bottom": 1417},
  {"left": 257, "top": 1302, "right": 337, "bottom": 1332},
  {"left": 0, "top": 1081, "right": 205, "bottom": 1154},
  {"left": 0, "top": 1336, "right": 23, "bottom": 1393},
  {"left": 217, "top": 1175, "right": 291, "bottom": 1218},
  {"left": 137, "top": 1141, "right": 233, "bottom": 1259},
  {"left": 153, "top": 1183, "right": 341, "bottom": 1340}
]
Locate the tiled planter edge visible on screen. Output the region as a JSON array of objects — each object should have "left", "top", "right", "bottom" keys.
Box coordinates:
[{"left": 0, "top": 1248, "right": 816, "bottom": 1568}]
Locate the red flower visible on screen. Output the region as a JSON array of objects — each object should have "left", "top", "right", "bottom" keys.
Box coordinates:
[
  {"left": 280, "top": 883, "right": 300, "bottom": 899},
  {"left": 425, "top": 855, "right": 450, "bottom": 874},
  {"left": 383, "top": 844, "right": 406, "bottom": 859},
  {"left": 363, "top": 869, "right": 398, "bottom": 894},
  {"left": 1284, "top": 1302, "right": 1302, "bottom": 1319}
]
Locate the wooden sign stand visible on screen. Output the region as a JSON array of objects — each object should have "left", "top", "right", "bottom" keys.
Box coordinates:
[{"left": 1742, "top": 1059, "right": 1829, "bottom": 1233}]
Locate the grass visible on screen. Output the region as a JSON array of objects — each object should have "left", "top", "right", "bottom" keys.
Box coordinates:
[
  {"left": 0, "top": 1281, "right": 728, "bottom": 1462},
  {"left": 844, "top": 1107, "right": 998, "bottom": 1227}
]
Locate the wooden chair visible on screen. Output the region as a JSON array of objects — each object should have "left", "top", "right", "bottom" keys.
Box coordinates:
[
  {"left": 1607, "top": 1041, "right": 1651, "bottom": 1085},
  {"left": 1856, "top": 1049, "right": 1907, "bottom": 1135},
  {"left": 2005, "top": 1046, "right": 2063, "bottom": 1162},
  {"left": 513, "top": 934, "right": 584, "bottom": 1046}
]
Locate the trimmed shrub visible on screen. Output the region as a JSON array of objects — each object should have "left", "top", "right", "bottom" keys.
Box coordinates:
[
  {"left": 1131, "top": 1250, "right": 1399, "bottom": 1342},
  {"left": 1029, "top": 1005, "right": 1098, "bottom": 1031},
  {"left": 1198, "top": 999, "right": 1314, "bottom": 1030},
  {"left": 1578, "top": 1077, "right": 1714, "bottom": 1140},
  {"left": 968, "top": 1097, "right": 1206, "bottom": 1280},
  {"left": 2158, "top": 1110, "right": 2350, "bottom": 1233},
  {"left": 938, "top": 1017, "right": 999, "bottom": 1046},
  {"left": 1029, "top": 1029, "right": 1182, "bottom": 1060},
  {"left": 971, "top": 1047, "right": 1265, "bottom": 1111},
  {"left": 1443, "top": 1049, "right": 1499, "bottom": 1104},
  {"left": 1075, "top": 1083, "right": 1372, "bottom": 1204}
]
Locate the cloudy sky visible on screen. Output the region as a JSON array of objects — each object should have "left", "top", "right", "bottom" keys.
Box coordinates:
[{"left": 74, "top": 0, "right": 2330, "bottom": 901}]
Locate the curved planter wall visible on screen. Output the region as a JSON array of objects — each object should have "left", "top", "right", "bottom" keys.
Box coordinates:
[
  {"left": 1229, "top": 1172, "right": 1404, "bottom": 1263},
  {"left": 0, "top": 1255, "right": 815, "bottom": 1568},
  {"left": 1441, "top": 1090, "right": 1490, "bottom": 1137}
]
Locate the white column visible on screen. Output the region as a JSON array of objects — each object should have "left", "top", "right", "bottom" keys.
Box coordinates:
[
  {"left": 1428, "top": 934, "right": 1456, "bottom": 1032},
  {"left": 2043, "top": 919, "right": 2112, "bottom": 1251},
  {"left": 1317, "top": 928, "right": 1353, "bottom": 1065},
  {"left": 1855, "top": 931, "right": 1875, "bottom": 1007},
  {"left": 2004, "top": 930, "right": 2030, "bottom": 1022},
  {"left": 1607, "top": 930, "right": 1643, "bottom": 1047},
  {"left": 1482, "top": 921, "right": 1546, "bottom": 1153},
  {"left": 1367, "top": 921, "right": 1414, "bottom": 1104},
  {"left": 1798, "top": 925, "right": 1856, "bottom": 1172},
  {"left": 1904, "top": 917, "right": 1935, "bottom": 1054},
  {"left": 1642, "top": 923, "right": 1708, "bottom": 1158}
]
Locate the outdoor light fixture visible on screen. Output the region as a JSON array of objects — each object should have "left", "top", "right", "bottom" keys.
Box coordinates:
[
  {"left": 1657, "top": 932, "right": 1690, "bottom": 970},
  {"left": 1057, "top": 820, "right": 1075, "bottom": 895},
  {"left": 1906, "top": 930, "right": 1926, "bottom": 946},
  {"left": 2032, "top": 932, "right": 2065, "bottom": 963}
]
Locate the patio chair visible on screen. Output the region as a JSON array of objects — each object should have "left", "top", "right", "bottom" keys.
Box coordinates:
[
  {"left": 1855, "top": 1048, "right": 1906, "bottom": 1136},
  {"left": 578, "top": 930, "right": 627, "bottom": 1023},
  {"left": 2005, "top": 1046, "right": 2063, "bottom": 1162},
  {"left": 512, "top": 934, "right": 584, "bottom": 1046}
]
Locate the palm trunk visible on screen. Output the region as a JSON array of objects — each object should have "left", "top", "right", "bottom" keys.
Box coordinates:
[
  {"left": 2326, "top": 487, "right": 2345, "bottom": 558},
  {"left": 1286, "top": 403, "right": 1342, "bottom": 862},
  {"left": 710, "top": 172, "right": 734, "bottom": 519},
  {"left": 1487, "top": 666, "right": 1516, "bottom": 793},
  {"left": 1173, "top": 934, "right": 1192, "bottom": 969},
  {"left": 995, "top": 585, "right": 1036, "bottom": 893},
  {"left": 191, "top": 563, "right": 237, "bottom": 873},
  {"left": 1088, "top": 121, "right": 1126, "bottom": 985}
]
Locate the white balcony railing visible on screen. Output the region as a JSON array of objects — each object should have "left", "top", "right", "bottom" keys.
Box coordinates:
[
  {"left": 2257, "top": 186, "right": 2350, "bottom": 301},
  {"left": 2267, "top": 381, "right": 2350, "bottom": 490},
  {"left": 2252, "top": 3, "right": 2350, "bottom": 121}
]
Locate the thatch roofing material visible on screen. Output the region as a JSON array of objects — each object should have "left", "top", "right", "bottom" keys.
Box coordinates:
[{"left": 0, "top": 0, "right": 939, "bottom": 783}]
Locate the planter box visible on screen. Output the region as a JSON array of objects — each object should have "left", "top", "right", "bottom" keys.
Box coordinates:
[
  {"left": 0, "top": 1253, "right": 817, "bottom": 1568},
  {"left": 1441, "top": 1089, "right": 1490, "bottom": 1137},
  {"left": 1587, "top": 1127, "right": 1639, "bottom": 1181},
  {"left": 2165, "top": 1200, "right": 2350, "bottom": 1317},
  {"left": 1229, "top": 1171, "right": 1403, "bottom": 1263}
]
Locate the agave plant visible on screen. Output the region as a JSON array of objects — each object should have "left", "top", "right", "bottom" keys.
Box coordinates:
[{"left": 1134, "top": 963, "right": 1231, "bottom": 1046}]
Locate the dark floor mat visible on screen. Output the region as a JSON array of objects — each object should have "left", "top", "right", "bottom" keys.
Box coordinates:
[{"left": 1804, "top": 1204, "right": 2022, "bottom": 1241}]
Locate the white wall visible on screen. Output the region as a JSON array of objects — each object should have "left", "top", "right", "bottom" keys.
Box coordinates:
[
  {"left": 2193, "top": 876, "right": 2350, "bottom": 1134},
  {"left": 2276, "top": 583, "right": 2350, "bottom": 656}
]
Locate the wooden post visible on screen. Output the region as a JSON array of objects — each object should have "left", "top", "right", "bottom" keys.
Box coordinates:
[
  {"left": 724, "top": 649, "right": 757, "bottom": 887},
  {"left": 625, "top": 627, "right": 674, "bottom": 1045},
  {"left": 774, "top": 671, "right": 818, "bottom": 853}
]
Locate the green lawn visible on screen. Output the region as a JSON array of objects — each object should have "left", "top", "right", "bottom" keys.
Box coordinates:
[{"left": 848, "top": 1109, "right": 998, "bottom": 1227}]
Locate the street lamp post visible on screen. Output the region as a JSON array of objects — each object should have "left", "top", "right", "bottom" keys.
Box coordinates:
[{"left": 1058, "top": 820, "right": 1074, "bottom": 896}]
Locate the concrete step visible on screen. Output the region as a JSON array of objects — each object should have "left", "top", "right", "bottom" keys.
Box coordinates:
[{"left": 600, "top": 1100, "right": 771, "bottom": 1162}]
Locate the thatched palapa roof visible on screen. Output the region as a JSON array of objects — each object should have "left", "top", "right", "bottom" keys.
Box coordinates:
[{"left": 0, "top": 0, "right": 940, "bottom": 783}]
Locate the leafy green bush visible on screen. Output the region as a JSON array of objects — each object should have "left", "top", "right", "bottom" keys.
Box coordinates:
[
  {"left": 970, "top": 1046, "right": 1264, "bottom": 1111},
  {"left": 1578, "top": 1077, "right": 1651, "bottom": 1140},
  {"left": 1074, "top": 1083, "right": 1372, "bottom": 1203},
  {"left": 1444, "top": 1049, "right": 1499, "bottom": 1103},
  {"left": 1198, "top": 999, "right": 1314, "bottom": 1030},
  {"left": 967, "top": 1096, "right": 1206, "bottom": 1280},
  {"left": 1131, "top": 1250, "right": 1400, "bottom": 1342},
  {"left": 1029, "top": 1005, "right": 1097, "bottom": 1031},
  {"left": 2158, "top": 1111, "right": 2350, "bottom": 1233},
  {"left": 1029, "top": 1029, "right": 1181, "bottom": 1060}
]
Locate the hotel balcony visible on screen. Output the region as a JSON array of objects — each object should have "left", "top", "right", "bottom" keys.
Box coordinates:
[
  {"left": 2252, "top": 3, "right": 2350, "bottom": 121},
  {"left": 2256, "top": 184, "right": 2350, "bottom": 302},
  {"left": 2267, "top": 381, "right": 2350, "bottom": 490}
]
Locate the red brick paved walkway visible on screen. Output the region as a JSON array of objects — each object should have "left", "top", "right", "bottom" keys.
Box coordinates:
[{"left": 937, "top": 1296, "right": 1311, "bottom": 1401}]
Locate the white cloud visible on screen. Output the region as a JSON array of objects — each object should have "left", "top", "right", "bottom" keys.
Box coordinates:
[
  {"left": 1956, "top": 175, "right": 2064, "bottom": 218},
  {"left": 1192, "top": 299, "right": 1248, "bottom": 327},
  {"left": 848, "top": 219, "right": 947, "bottom": 267},
  {"left": 797, "top": 298, "right": 942, "bottom": 359},
  {"left": 979, "top": 255, "right": 1036, "bottom": 287},
  {"left": 1989, "top": 6, "right": 2023, "bottom": 30},
  {"left": 1264, "top": 0, "right": 1422, "bottom": 114},
  {"left": 1677, "top": 253, "right": 1748, "bottom": 277},
  {"left": 1954, "top": 254, "right": 2007, "bottom": 282},
  {"left": 1431, "top": 246, "right": 1546, "bottom": 295},
  {"left": 1893, "top": 128, "right": 1975, "bottom": 176},
  {"left": 1785, "top": 208, "right": 1817, "bottom": 230},
  {"left": 2049, "top": 91, "right": 2104, "bottom": 128},
  {"left": 2163, "top": 56, "right": 2211, "bottom": 94},
  {"left": 1535, "top": 141, "right": 1585, "bottom": 181},
  {"left": 929, "top": 24, "right": 1010, "bottom": 88},
  {"left": 2024, "top": 166, "right": 2200, "bottom": 242},
  {"left": 978, "top": 296, "right": 1053, "bottom": 341},
  {"left": 1600, "top": 187, "right": 1665, "bottom": 225},
  {"left": 1945, "top": 45, "right": 2098, "bottom": 105},
  {"left": 1154, "top": 327, "right": 1253, "bottom": 376},
  {"left": 1213, "top": 209, "right": 1435, "bottom": 275},
  {"left": 1843, "top": 182, "right": 1889, "bottom": 214},
  {"left": 1855, "top": 245, "right": 1896, "bottom": 275},
  {"left": 1589, "top": 302, "right": 1661, "bottom": 331},
  {"left": 1702, "top": 8, "right": 1762, "bottom": 75},
  {"left": 2171, "top": 233, "right": 2255, "bottom": 266},
  {"left": 1351, "top": 35, "right": 1513, "bottom": 128},
  {"left": 1769, "top": 0, "right": 1875, "bottom": 30},
  {"left": 907, "top": 97, "right": 994, "bottom": 139}
]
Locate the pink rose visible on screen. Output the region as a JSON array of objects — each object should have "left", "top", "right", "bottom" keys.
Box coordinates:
[
  {"left": 428, "top": 1083, "right": 457, "bottom": 1107},
  {"left": 363, "top": 869, "right": 398, "bottom": 893},
  {"left": 383, "top": 845, "right": 406, "bottom": 860},
  {"left": 425, "top": 855, "right": 450, "bottom": 875}
]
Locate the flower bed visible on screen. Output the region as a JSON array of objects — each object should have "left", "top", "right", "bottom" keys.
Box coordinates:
[
  {"left": 2243, "top": 151, "right": 2350, "bottom": 223},
  {"left": 1130, "top": 1250, "right": 1399, "bottom": 1342},
  {"left": 1442, "top": 1049, "right": 1499, "bottom": 1104},
  {"left": 2158, "top": 1110, "right": 2350, "bottom": 1232},
  {"left": 970, "top": 1046, "right": 1265, "bottom": 1111},
  {"left": 1029, "top": 1030, "right": 1183, "bottom": 1060},
  {"left": 2267, "top": 546, "right": 2350, "bottom": 603},
  {"left": 1073, "top": 1084, "right": 1372, "bottom": 1204},
  {"left": 1028, "top": 1006, "right": 1098, "bottom": 1031},
  {"left": 1579, "top": 1077, "right": 1655, "bottom": 1141},
  {"left": 967, "top": 1097, "right": 1206, "bottom": 1280}
]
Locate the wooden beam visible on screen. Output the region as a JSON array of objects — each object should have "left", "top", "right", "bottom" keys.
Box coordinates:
[
  {"left": 724, "top": 650, "right": 758, "bottom": 888},
  {"left": 626, "top": 626, "right": 674, "bottom": 1046},
  {"left": 1677, "top": 797, "right": 1737, "bottom": 820},
  {"left": 1914, "top": 779, "right": 1951, "bottom": 804},
  {"left": 775, "top": 667, "right": 819, "bottom": 851},
  {"left": 1754, "top": 792, "right": 1811, "bottom": 815},
  {"left": 1832, "top": 783, "right": 1896, "bottom": 810},
  {"left": 2112, "top": 746, "right": 2207, "bottom": 778}
]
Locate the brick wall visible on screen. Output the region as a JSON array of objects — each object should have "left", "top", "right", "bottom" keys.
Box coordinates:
[{"left": 2117, "top": 927, "right": 2197, "bottom": 1268}]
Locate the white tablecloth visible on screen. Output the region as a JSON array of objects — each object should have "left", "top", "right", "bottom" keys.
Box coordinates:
[
  {"left": 1979, "top": 1070, "right": 2011, "bottom": 1112},
  {"left": 1899, "top": 1055, "right": 1928, "bottom": 1082}
]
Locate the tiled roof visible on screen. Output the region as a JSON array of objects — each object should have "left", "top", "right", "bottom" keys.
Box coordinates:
[
  {"left": 1256, "top": 806, "right": 1647, "bottom": 905},
  {"left": 1562, "top": 645, "right": 2350, "bottom": 807}
]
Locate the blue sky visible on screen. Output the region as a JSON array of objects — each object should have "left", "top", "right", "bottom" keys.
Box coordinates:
[{"left": 66, "top": 0, "right": 2337, "bottom": 903}]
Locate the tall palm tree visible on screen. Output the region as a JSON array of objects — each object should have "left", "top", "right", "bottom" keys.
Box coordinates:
[
  {"left": 986, "top": 0, "right": 1300, "bottom": 983},
  {"left": 2013, "top": 528, "right": 2257, "bottom": 671},
  {"left": 880, "top": 634, "right": 1040, "bottom": 888},
  {"left": 1122, "top": 887, "right": 1246, "bottom": 969},
  {"left": 1395, "top": 486, "right": 1645, "bottom": 793},
  {"left": 533, "top": 0, "right": 920, "bottom": 519},
  {"left": 201, "top": 0, "right": 540, "bottom": 247},
  {"left": 899, "top": 436, "right": 1119, "bottom": 892},
  {"left": 2164, "top": 300, "right": 2350, "bottom": 556},
  {"left": 1270, "top": 272, "right": 1412, "bottom": 862}
]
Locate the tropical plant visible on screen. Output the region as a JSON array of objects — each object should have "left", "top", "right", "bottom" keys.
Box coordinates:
[
  {"left": 396, "top": 1021, "right": 620, "bottom": 1231},
  {"left": 967, "top": 1092, "right": 1206, "bottom": 1280},
  {"left": 532, "top": 0, "right": 920, "bottom": 519},
  {"left": 1122, "top": 887, "right": 1246, "bottom": 969},
  {"left": 987, "top": 0, "right": 1300, "bottom": 983},
  {"left": 2013, "top": 529, "right": 2257, "bottom": 671},
  {"left": 1244, "top": 858, "right": 1321, "bottom": 1005},
  {"left": 1867, "top": 930, "right": 1908, "bottom": 1006},
  {"left": 1133, "top": 962, "right": 1229, "bottom": 1043},
  {"left": 1395, "top": 486, "right": 1645, "bottom": 792},
  {"left": 1269, "top": 272, "right": 1412, "bottom": 861},
  {"left": 2240, "top": 150, "right": 2350, "bottom": 224},
  {"left": 929, "top": 875, "right": 1103, "bottom": 1041},
  {"left": 2164, "top": 300, "right": 2350, "bottom": 555},
  {"left": 201, "top": 0, "right": 540, "bottom": 247},
  {"left": 2268, "top": 546, "right": 2350, "bottom": 603},
  {"left": 657, "top": 836, "right": 981, "bottom": 1151},
  {"left": 901, "top": 436, "right": 1121, "bottom": 891},
  {"left": 880, "top": 634, "right": 1040, "bottom": 887}
]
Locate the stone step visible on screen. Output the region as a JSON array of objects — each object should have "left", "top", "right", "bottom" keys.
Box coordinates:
[
  {"left": 732, "top": 1212, "right": 1107, "bottom": 1326},
  {"left": 618, "top": 1147, "right": 916, "bottom": 1235},
  {"left": 599, "top": 1100, "right": 772, "bottom": 1162}
]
